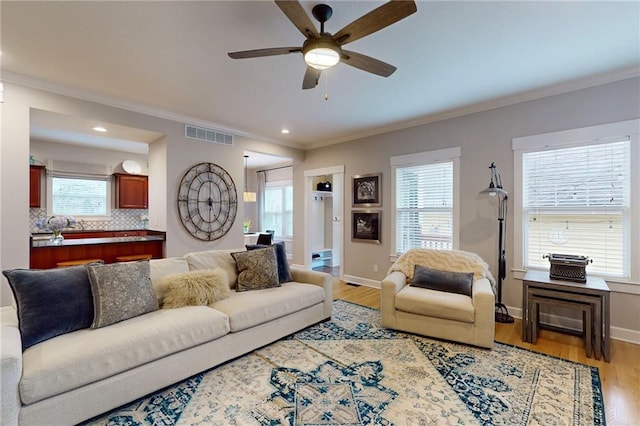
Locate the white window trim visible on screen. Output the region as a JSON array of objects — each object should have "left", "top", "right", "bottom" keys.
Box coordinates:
[
  {"left": 263, "top": 179, "right": 293, "bottom": 239},
  {"left": 512, "top": 119, "right": 640, "bottom": 294},
  {"left": 46, "top": 174, "right": 113, "bottom": 220},
  {"left": 390, "top": 146, "right": 461, "bottom": 261}
]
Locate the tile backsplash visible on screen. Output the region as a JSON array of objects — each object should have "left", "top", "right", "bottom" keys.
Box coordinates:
[{"left": 30, "top": 208, "right": 149, "bottom": 232}]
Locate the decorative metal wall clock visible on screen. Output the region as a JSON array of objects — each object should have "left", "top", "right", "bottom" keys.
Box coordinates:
[{"left": 177, "top": 162, "right": 238, "bottom": 241}]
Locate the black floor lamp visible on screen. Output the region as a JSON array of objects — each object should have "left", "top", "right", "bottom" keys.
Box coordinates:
[{"left": 480, "top": 162, "right": 514, "bottom": 323}]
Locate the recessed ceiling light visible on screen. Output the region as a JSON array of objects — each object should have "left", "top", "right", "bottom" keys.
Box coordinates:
[
  {"left": 92, "top": 126, "right": 107, "bottom": 132},
  {"left": 281, "top": 129, "right": 290, "bottom": 134}
]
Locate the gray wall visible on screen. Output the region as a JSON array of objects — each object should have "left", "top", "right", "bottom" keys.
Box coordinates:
[
  {"left": 294, "top": 77, "right": 640, "bottom": 333},
  {"left": 2, "top": 77, "right": 638, "bottom": 336}
]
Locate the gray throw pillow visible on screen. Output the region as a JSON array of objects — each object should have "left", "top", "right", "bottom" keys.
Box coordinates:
[
  {"left": 245, "top": 241, "right": 293, "bottom": 283},
  {"left": 3, "top": 265, "right": 96, "bottom": 350},
  {"left": 87, "top": 260, "right": 158, "bottom": 328},
  {"left": 411, "top": 265, "right": 474, "bottom": 297},
  {"left": 231, "top": 246, "right": 279, "bottom": 292}
]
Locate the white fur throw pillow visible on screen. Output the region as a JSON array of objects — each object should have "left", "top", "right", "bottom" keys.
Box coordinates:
[{"left": 162, "top": 268, "right": 230, "bottom": 309}]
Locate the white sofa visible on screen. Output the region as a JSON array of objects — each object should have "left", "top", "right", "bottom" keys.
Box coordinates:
[{"left": 1, "top": 248, "right": 333, "bottom": 426}]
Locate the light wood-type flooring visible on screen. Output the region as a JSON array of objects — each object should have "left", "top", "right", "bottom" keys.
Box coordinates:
[{"left": 333, "top": 280, "right": 640, "bottom": 426}]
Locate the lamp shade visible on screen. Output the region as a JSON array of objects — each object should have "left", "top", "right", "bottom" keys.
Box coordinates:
[
  {"left": 479, "top": 185, "right": 508, "bottom": 197},
  {"left": 304, "top": 48, "right": 340, "bottom": 70},
  {"left": 243, "top": 191, "right": 256, "bottom": 203},
  {"left": 302, "top": 37, "right": 341, "bottom": 70}
]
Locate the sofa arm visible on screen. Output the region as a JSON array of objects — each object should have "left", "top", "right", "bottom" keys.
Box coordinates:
[
  {"left": 380, "top": 271, "right": 407, "bottom": 328},
  {"left": 471, "top": 278, "right": 495, "bottom": 346},
  {"left": 1, "top": 307, "right": 22, "bottom": 426},
  {"left": 290, "top": 267, "right": 333, "bottom": 318}
]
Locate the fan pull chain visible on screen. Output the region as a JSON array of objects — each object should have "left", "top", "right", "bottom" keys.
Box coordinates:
[{"left": 324, "top": 71, "right": 329, "bottom": 101}]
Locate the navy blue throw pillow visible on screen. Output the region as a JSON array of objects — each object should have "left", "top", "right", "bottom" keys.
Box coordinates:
[
  {"left": 245, "top": 241, "right": 293, "bottom": 283},
  {"left": 3, "top": 265, "right": 95, "bottom": 350},
  {"left": 411, "top": 265, "right": 474, "bottom": 297}
]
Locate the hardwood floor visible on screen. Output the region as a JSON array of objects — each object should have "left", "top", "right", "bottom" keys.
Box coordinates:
[{"left": 332, "top": 279, "right": 640, "bottom": 425}]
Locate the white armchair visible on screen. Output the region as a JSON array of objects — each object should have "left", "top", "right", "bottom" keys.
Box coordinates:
[{"left": 381, "top": 249, "right": 495, "bottom": 349}]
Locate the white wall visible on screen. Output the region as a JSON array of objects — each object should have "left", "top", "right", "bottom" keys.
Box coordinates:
[
  {"left": 0, "top": 82, "right": 304, "bottom": 305},
  {"left": 295, "top": 77, "right": 640, "bottom": 334}
]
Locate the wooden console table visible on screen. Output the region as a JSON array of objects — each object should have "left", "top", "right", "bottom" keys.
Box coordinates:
[{"left": 522, "top": 270, "right": 610, "bottom": 362}]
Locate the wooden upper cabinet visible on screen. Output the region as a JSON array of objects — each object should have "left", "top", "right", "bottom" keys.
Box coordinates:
[
  {"left": 29, "top": 165, "right": 45, "bottom": 208},
  {"left": 114, "top": 173, "right": 148, "bottom": 209}
]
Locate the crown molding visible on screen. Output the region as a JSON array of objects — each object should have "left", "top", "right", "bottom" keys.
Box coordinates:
[
  {"left": 1, "top": 71, "right": 305, "bottom": 150},
  {"left": 307, "top": 66, "right": 640, "bottom": 150},
  {"left": 4, "top": 66, "right": 638, "bottom": 152}
]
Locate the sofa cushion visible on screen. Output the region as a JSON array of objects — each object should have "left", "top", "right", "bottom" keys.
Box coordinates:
[
  {"left": 87, "top": 261, "right": 159, "bottom": 328},
  {"left": 184, "top": 248, "right": 242, "bottom": 289},
  {"left": 411, "top": 265, "right": 474, "bottom": 297},
  {"left": 19, "top": 306, "right": 230, "bottom": 405},
  {"left": 231, "top": 246, "right": 280, "bottom": 292},
  {"left": 162, "top": 268, "right": 230, "bottom": 309},
  {"left": 150, "top": 257, "right": 190, "bottom": 303},
  {"left": 246, "top": 241, "right": 293, "bottom": 284},
  {"left": 2, "top": 266, "right": 94, "bottom": 350},
  {"left": 212, "top": 282, "right": 325, "bottom": 332},
  {"left": 395, "top": 285, "right": 475, "bottom": 323}
]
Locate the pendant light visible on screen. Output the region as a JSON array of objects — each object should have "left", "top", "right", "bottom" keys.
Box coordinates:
[{"left": 243, "top": 155, "right": 256, "bottom": 203}]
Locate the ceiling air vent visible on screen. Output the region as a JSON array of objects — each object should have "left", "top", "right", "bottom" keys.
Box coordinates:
[{"left": 185, "top": 124, "right": 234, "bottom": 146}]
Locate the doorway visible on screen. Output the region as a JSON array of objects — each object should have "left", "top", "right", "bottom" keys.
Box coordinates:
[{"left": 304, "top": 165, "right": 344, "bottom": 278}]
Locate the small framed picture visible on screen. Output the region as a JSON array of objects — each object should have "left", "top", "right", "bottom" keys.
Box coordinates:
[
  {"left": 352, "top": 173, "right": 381, "bottom": 207},
  {"left": 351, "top": 210, "right": 381, "bottom": 244}
]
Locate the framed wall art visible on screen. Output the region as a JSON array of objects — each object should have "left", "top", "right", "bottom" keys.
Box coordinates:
[
  {"left": 351, "top": 210, "right": 381, "bottom": 244},
  {"left": 352, "top": 173, "right": 381, "bottom": 207}
]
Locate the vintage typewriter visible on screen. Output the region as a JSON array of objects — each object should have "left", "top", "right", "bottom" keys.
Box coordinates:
[{"left": 543, "top": 253, "right": 592, "bottom": 283}]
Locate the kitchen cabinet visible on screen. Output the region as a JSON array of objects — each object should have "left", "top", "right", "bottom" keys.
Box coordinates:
[
  {"left": 29, "top": 165, "right": 45, "bottom": 208},
  {"left": 114, "top": 173, "right": 148, "bottom": 209}
]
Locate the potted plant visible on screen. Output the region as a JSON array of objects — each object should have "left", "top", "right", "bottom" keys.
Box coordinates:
[{"left": 243, "top": 218, "right": 251, "bottom": 233}]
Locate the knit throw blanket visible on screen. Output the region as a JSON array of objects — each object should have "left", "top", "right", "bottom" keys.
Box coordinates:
[{"left": 389, "top": 249, "right": 496, "bottom": 294}]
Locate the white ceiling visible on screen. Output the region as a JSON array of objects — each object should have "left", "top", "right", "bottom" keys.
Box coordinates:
[{"left": 2, "top": 1, "right": 639, "bottom": 154}]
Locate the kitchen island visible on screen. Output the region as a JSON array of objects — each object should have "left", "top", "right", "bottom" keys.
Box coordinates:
[{"left": 30, "top": 230, "right": 165, "bottom": 269}]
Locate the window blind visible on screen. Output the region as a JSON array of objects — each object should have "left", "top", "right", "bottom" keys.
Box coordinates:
[
  {"left": 523, "top": 140, "right": 630, "bottom": 277},
  {"left": 395, "top": 161, "right": 453, "bottom": 254}
]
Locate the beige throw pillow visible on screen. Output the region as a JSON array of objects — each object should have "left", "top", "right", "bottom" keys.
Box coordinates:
[{"left": 162, "top": 268, "right": 230, "bottom": 309}]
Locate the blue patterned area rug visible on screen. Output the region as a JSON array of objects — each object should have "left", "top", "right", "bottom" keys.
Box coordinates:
[{"left": 83, "top": 300, "right": 605, "bottom": 425}]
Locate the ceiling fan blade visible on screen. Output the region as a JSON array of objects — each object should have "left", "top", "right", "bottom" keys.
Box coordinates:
[
  {"left": 334, "top": 0, "right": 417, "bottom": 46},
  {"left": 275, "top": 1, "right": 320, "bottom": 39},
  {"left": 228, "top": 47, "right": 301, "bottom": 59},
  {"left": 302, "top": 66, "right": 321, "bottom": 89},
  {"left": 341, "top": 50, "right": 397, "bottom": 77}
]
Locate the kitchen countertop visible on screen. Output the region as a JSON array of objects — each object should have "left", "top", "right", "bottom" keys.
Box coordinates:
[{"left": 31, "top": 235, "right": 165, "bottom": 248}]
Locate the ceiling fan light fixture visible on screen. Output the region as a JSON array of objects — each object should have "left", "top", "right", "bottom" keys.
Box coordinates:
[{"left": 304, "top": 47, "right": 340, "bottom": 70}]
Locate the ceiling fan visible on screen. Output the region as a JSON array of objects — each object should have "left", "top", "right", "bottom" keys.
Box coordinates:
[{"left": 228, "top": 0, "right": 417, "bottom": 89}]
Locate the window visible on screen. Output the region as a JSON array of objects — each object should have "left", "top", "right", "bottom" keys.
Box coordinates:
[
  {"left": 46, "top": 160, "right": 112, "bottom": 218},
  {"left": 391, "top": 147, "right": 461, "bottom": 256},
  {"left": 51, "top": 177, "right": 109, "bottom": 216},
  {"left": 262, "top": 180, "right": 293, "bottom": 238},
  {"left": 514, "top": 119, "right": 639, "bottom": 285}
]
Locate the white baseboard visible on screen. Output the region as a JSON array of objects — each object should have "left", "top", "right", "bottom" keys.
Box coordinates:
[
  {"left": 342, "top": 275, "right": 381, "bottom": 289},
  {"left": 506, "top": 305, "right": 640, "bottom": 345}
]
